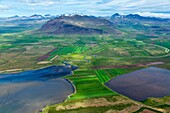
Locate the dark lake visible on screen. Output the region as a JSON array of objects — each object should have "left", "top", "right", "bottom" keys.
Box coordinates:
[
  {"left": 105, "top": 67, "right": 170, "bottom": 101},
  {"left": 0, "top": 65, "right": 77, "bottom": 113},
  {"left": 0, "top": 65, "right": 77, "bottom": 83}
]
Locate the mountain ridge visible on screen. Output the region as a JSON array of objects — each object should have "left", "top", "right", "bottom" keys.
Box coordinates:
[
  {"left": 110, "top": 13, "right": 170, "bottom": 21},
  {"left": 38, "top": 15, "right": 116, "bottom": 35}
]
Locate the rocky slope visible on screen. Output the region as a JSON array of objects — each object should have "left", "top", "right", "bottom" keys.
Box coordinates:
[{"left": 38, "top": 15, "right": 116, "bottom": 35}]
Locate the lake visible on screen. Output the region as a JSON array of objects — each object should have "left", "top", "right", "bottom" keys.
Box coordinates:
[
  {"left": 105, "top": 67, "right": 170, "bottom": 101},
  {"left": 0, "top": 65, "right": 77, "bottom": 113},
  {"left": 0, "top": 65, "right": 77, "bottom": 83}
]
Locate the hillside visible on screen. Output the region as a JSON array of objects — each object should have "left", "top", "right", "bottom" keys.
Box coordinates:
[{"left": 38, "top": 15, "right": 117, "bottom": 35}]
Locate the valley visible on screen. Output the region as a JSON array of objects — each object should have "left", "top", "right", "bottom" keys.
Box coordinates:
[{"left": 0, "top": 14, "right": 170, "bottom": 113}]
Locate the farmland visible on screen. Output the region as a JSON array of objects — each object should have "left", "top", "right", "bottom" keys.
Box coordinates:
[
  {"left": 0, "top": 21, "right": 170, "bottom": 113},
  {"left": 95, "top": 70, "right": 110, "bottom": 83},
  {"left": 66, "top": 70, "right": 116, "bottom": 100},
  {"left": 42, "top": 67, "right": 164, "bottom": 113},
  {"left": 45, "top": 46, "right": 88, "bottom": 60},
  {"left": 87, "top": 39, "right": 169, "bottom": 58},
  {"left": 50, "top": 46, "right": 87, "bottom": 55},
  {"left": 95, "top": 67, "right": 144, "bottom": 83},
  {"left": 104, "top": 68, "right": 128, "bottom": 78},
  {"left": 0, "top": 33, "right": 169, "bottom": 71}
]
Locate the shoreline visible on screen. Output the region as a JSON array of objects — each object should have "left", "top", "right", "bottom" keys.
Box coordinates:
[
  {"left": 0, "top": 69, "right": 23, "bottom": 73},
  {"left": 65, "top": 78, "right": 77, "bottom": 101},
  {"left": 40, "top": 73, "right": 77, "bottom": 113}
]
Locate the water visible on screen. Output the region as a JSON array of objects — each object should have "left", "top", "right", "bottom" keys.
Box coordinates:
[
  {"left": 0, "top": 79, "right": 74, "bottom": 113},
  {"left": 105, "top": 67, "right": 170, "bottom": 101},
  {"left": 0, "top": 65, "right": 77, "bottom": 83},
  {"left": 0, "top": 65, "right": 77, "bottom": 113}
]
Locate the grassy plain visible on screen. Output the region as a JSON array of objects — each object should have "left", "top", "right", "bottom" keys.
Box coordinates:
[
  {"left": 0, "top": 30, "right": 170, "bottom": 113},
  {"left": 66, "top": 70, "right": 116, "bottom": 100}
]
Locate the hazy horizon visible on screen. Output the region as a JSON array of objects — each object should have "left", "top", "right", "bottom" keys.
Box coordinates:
[{"left": 0, "top": 0, "right": 170, "bottom": 18}]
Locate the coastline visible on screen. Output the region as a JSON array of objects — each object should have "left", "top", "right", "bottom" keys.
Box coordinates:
[
  {"left": 65, "top": 78, "right": 77, "bottom": 101},
  {"left": 0, "top": 69, "right": 23, "bottom": 73},
  {"left": 40, "top": 74, "right": 77, "bottom": 113},
  {"left": 36, "top": 65, "right": 78, "bottom": 113}
]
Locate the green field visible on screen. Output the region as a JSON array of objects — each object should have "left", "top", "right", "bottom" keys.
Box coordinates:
[
  {"left": 104, "top": 68, "right": 128, "bottom": 78},
  {"left": 153, "top": 41, "right": 170, "bottom": 49},
  {"left": 95, "top": 68, "right": 143, "bottom": 83},
  {"left": 89, "top": 40, "right": 169, "bottom": 58},
  {"left": 47, "top": 46, "right": 87, "bottom": 60},
  {"left": 66, "top": 70, "right": 116, "bottom": 100},
  {"left": 66, "top": 67, "right": 143, "bottom": 100},
  {"left": 95, "top": 70, "right": 110, "bottom": 83}
]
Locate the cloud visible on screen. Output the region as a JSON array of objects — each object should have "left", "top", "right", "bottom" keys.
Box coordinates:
[
  {"left": 135, "top": 12, "right": 170, "bottom": 18},
  {"left": 0, "top": 5, "right": 9, "bottom": 11},
  {"left": 153, "top": 11, "right": 170, "bottom": 14},
  {"left": 19, "top": 0, "right": 58, "bottom": 6},
  {"left": 0, "top": 0, "right": 170, "bottom": 17},
  {"left": 95, "top": 0, "right": 170, "bottom": 14}
]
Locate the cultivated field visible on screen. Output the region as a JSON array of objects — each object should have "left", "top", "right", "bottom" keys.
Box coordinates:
[{"left": 66, "top": 70, "right": 116, "bottom": 100}]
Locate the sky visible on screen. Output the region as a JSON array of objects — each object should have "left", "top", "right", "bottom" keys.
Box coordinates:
[{"left": 0, "top": 0, "right": 170, "bottom": 18}]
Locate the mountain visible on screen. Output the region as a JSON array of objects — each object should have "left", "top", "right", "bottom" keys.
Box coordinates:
[
  {"left": 111, "top": 13, "right": 123, "bottom": 19},
  {"left": 110, "top": 13, "right": 170, "bottom": 21},
  {"left": 38, "top": 15, "right": 118, "bottom": 35},
  {"left": 30, "top": 14, "right": 43, "bottom": 19},
  {"left": 109, "top": 13, "right": 170, "bottom": 39},
  {"left": 1, "top": 13, "right": 169, "bottom": 35},
  {"left": 0, "top": 14, "right": 56, "bottom": 34},
  {"left": 0, "top": 14, "right": 56, "bottom": 23}
]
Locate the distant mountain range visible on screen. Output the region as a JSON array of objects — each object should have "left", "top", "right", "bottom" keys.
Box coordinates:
[
  {"left": 0, "top": 14, "right": 57, "bottom": 34},
  {"left": 1, "top": 13, "right": 169, "bottom": 22},
  {"left": 1, "top": 13, "right": 170, "bottom": 35},
  {"left": 38, "top": 13, "right": 170, "bottom": 35},
  {"left": 0, "top": 14, "right": 56, "bottom": 20},
  {"left": 110, "top": 13, "right": 170, "bottom": 21},
  {"left": 0, "top": 14, "right": 57, "bottom": 28}
]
